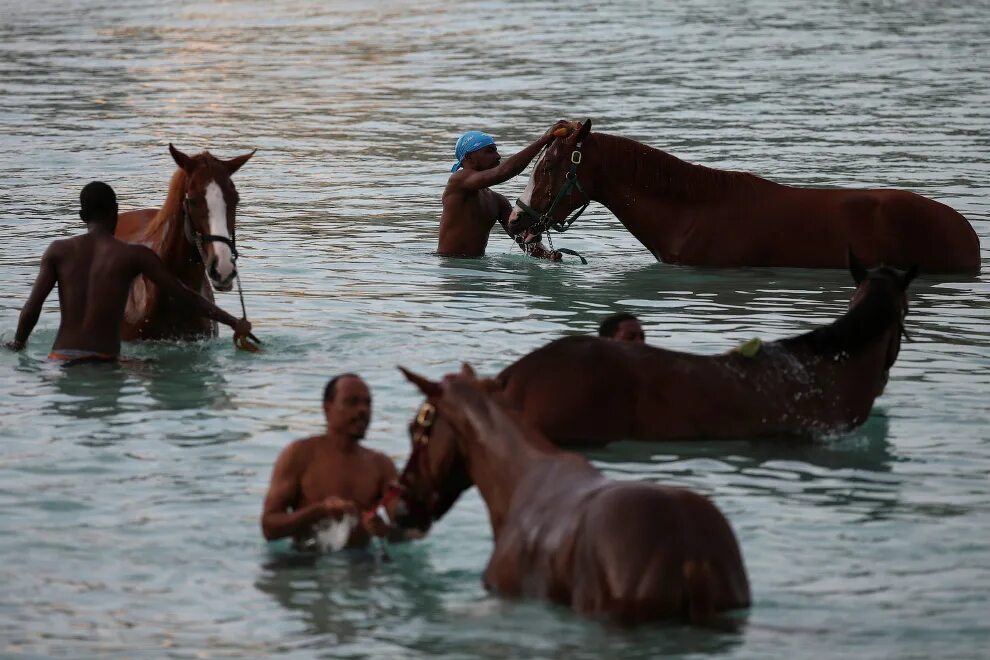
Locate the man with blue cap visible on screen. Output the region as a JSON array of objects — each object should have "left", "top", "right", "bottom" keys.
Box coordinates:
[{"left": 439, "top": 122, "right": 569, "bottom": 259}]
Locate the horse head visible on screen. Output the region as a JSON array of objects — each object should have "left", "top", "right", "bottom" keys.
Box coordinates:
[
  {"left": 393, "top": 365, "right": 490, "bottom": 535},
  {"left": 169, "top": 143, "right": 254, "bottom": 292},
  {"left": 508, "top": 119, "right": 594, "bottom": 236},
  {"left": 847, "top": 250, "right": 918, "bottom": 374}
]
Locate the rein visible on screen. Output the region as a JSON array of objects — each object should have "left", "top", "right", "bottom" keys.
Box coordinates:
[
  {"left": 182, "top": 198, "right": 261, "bottom": 347},
  {"left": 514, "top": 142, "right": 592, "bottom": 235}
]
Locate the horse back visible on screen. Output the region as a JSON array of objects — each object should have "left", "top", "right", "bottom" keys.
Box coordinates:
[
  {"left": 116, "top": 208, "right": 159, "bottom": 246},
  {"left": 570, "top": 481, "right": 750, "bottom": 623}
]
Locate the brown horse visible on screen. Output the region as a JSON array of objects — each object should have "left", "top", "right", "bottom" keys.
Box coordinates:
[
  {"left": 115, "top": 144, "right": 254, "bottom": 340},
  {"left": 396, "top": 365, "right": 750, "bottom": 625},
  {"left": 495, "top": 255, "right": 916, "bottom": 445},
  {"left": 509, "top": 120, "right": 979, "bottom": 273}
]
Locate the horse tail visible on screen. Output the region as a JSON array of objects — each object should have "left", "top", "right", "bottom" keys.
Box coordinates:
[{"left": 683, "top": 559, "right": 716, "bottom": 625}]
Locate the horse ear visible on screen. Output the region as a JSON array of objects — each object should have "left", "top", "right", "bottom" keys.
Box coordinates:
[
  {"left": 568, "top": 118, "right": 592, "bottom": 145},
  {"left": 902, "top": 264, "right": 919, "bottom": 289},
  {"left": 169, "top": 143, "right": 195, "bottom": 172},
  {"left": 848, "top": 248, "right": 868, "bottom": 284},
  {"left": 399, "top": 366, "right": 441, "bottom": 397},
  {"left": 224, "top": 149, "right": 256, "bottom": 176},
  {"left": 459, "top": 363, "right": 477, "bottom": 380}
]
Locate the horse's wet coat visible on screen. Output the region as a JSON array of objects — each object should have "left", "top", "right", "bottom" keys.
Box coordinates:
[
  {"left": 495, "top": 260, "right": 916, "bottom": 445},
  {"left": 511, "top": 120, "right": 979, "bottom": 273},
  {"left": 115, "top": 144, "right": 253, "bottom": 341},
  {"left": 396, "top": 368, "right": 751, "bottom": 625}
]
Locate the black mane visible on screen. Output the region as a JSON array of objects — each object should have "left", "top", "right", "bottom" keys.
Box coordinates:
[{"left": 780, "top": 268, "right": 907, "bottom": 358}]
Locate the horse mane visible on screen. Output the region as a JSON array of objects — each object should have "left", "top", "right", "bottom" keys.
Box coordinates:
[
  {"left": 593, "top": 133, "right": 767, "bottom": 202},
  {"left": 143, "top": 167, "right": 188, "bottom": 240},
  {"left": 780, "top": 271, "right": 905, "bottom": 358}
]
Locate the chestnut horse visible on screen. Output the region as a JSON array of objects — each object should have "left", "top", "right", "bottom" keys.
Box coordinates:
[
  {"left": 509, "top": 120, "right": 979, "bottom": 273},
  {"left": 396, "top": 366, "right": 750, "bottom": 625},
  {"left": 495, "top": 256, "right": 916, "bottom": 446},
  {"left": 115, "top": 144, "right": 254, "bottom": 340}
]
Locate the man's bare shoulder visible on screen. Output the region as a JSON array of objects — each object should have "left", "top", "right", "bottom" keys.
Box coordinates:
[
  {"left": 276, "top": 435, "right": 321, "bottom": 468},
  {"left": 442, "top": 171, "right": 476, "bottom": 201}
]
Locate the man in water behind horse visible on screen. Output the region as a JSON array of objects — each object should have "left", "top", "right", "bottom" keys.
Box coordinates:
[
  {"left": 438, "top": 122, "right": 571, "bottom": 260},
  {"left": 260, "top": 374, "right": 409, "bottom": 551},
  {"left": 4, "top": 182, "right": 251, "bottom": 362}
]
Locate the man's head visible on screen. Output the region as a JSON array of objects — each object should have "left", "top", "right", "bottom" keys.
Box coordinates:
[
  {"left": 323, "top": 373, "right": 372, "bottom": 441},
  {"left": 451, "top": 131, "right": 500, "bottom": 172},
  {"left": 79, "top": 181, "right": 118, "bottom": 229},
  {"left": 598, "top": 313, "right": 646, "bottom": 343}
]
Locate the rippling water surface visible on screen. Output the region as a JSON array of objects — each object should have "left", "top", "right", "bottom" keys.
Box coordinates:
[{"left": 2, "top": 1, "right": 989, "bottom": 657}]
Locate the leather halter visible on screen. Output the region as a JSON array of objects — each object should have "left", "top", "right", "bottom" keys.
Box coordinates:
[
  {"left": 514, "top": 142, "right": 592, "bottom": 235},
  {"left": 397, "top": 403, "right": 437, "bottom": 487},
  {"left": 182, "top": 197, "right": 238, "bottom": 263}
]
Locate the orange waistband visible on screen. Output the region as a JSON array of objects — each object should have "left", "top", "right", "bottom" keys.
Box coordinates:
[{"left": 48, "top": 350, "right": 117, "bottom": 362}]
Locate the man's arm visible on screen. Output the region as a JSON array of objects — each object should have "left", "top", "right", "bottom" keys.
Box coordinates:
[
  {"left": 453, "top": 122, "right": 570, "bottom": 191},
  {"left": 260, "top": 444, "right": 355, "bottom": 541},
  {"left": 361, "top": 454, "right": 420, "bottom": 542},
  {"left": 132, "top": 246, "right": 251, "bottom": 336},
  {"left": 6, "top": 244, "right": 59, "bottom": 350}
]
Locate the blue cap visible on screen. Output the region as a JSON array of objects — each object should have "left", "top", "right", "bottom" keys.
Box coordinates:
[{"left": 451, "top": 131, "right": 496, "bottom": 172}]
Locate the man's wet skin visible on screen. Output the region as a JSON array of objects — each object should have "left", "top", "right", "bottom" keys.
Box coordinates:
[
  {"left": 438, "top": 124, "right": 570, "bottom": 260},
  {"left": 260, "top": 375, "right": 406, "bottom": 550},
  {"left": 5, "top": 182, "right": 250, "bottom": 358}
]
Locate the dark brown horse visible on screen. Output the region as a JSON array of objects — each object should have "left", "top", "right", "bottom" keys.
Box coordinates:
[
  {"left": 509, "top": 120, "right": 979, "bottom": 273},
  {"left": 495, "top": 256, "right": 916, "bottom": 445},
  {"left": 396, "top": 365, "right": 750, "bottom": 625},
  {"left": 115, "top": 144, "right": 254, "bottom": 340}
]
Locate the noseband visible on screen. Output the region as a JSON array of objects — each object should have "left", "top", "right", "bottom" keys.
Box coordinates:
[
  {"left": 182, "top": 197, "right": 238, "bottom": 263},
  {"left": 514, "top": 142, "right": 592, "bottom": 235}
]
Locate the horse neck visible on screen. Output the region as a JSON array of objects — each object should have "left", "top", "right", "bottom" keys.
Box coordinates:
[
  {"left": 453, "top": 394, "right": 558, "bottom": 537},
  {"left": 144, "top": 169, "right": 205, "bottom": 287},
  {"left": 780, "top": 284, "right": 904, "bottom": 384},
  {"left": 585, "top": 133, "right": 774, "bottom": 256}
]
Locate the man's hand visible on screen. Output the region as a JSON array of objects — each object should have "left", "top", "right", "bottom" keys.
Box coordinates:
[
  {"left": 361, "top": 510, "right": 391, "bottom": 538},
  {"left": 546, "top": 119, "right": 573, "bottom": 138},
  {"left": 322, "top": 496, "right": 358, "bottom": 519},
  {"left": 4, "top": 340, "right": 25, "bottom": 352},
  {"left": 233, "top": 318, "right": 252, "bottom": 338}
]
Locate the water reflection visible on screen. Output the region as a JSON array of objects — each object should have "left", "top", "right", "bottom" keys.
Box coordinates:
[
  {"left": 589, "top": 412, "right": 900, "bottom": 521},
  {"left": 255, "top": 545, "right": 441, "bottom": 643}
]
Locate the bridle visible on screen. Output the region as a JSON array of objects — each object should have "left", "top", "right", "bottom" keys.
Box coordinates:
[
  {"left": 181, "top": 192, "right": 256, "bottom": 337},
  {"left": 403, "top": 402, "right": 437, "bottom": 481},
  {"left": 393, "top": 402, "right": 438, "bottom": 521},
  {"left": 514, "top": 141, "right": 592, "bottom": 236},
  {"left": 182, "top": 196, "right": 238, "bottom": 264}
]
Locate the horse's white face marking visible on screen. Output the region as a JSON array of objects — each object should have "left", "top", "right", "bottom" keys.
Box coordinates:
[
  {"left": 205, "top": 180, "right": 235, "bottom": 283},
  {"left": 508, "top": 151, "right": 545, "bottom": 225}
]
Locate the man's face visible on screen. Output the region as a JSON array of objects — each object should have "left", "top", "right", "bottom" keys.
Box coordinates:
[
  {"left": 325, "top": 376, "right": 372, "bottom": 440},
  {"left": 464, "top": 144, "right": 501, "bottom": 171},
  {"left": 613, "top": 319, "right": 646, "bottom": 343}
]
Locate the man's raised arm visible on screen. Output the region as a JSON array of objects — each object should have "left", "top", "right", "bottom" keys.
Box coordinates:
[{"left": 454, "top": 121, "right": 571, "bottom": 191}]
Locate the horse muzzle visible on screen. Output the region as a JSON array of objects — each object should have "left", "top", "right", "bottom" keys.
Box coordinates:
[{"left": 208, "top": 258, "right": 237, "bottom": 291}]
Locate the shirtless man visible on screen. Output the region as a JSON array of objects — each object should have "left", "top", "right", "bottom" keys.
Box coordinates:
[
  {"left": 598, "top": 312, "right": 646, "bottom": 344},
  {"left": 4, "top": 181, "right": 251, "bottom": 361},
  {"left": 438, "top": 123, "right": 570, "bottom": 260},
  {"left": 260, "top": 374, "right": 405, "bottom": 550}
]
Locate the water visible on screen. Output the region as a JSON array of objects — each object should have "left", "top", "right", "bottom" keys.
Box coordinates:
[{"left": 1, "top": 1, "right": 989, "bottom": 657}]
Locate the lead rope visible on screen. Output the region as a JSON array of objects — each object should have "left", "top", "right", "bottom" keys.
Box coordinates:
[{"left": 183, "top": 199, "right": 261, "bottom": 350}]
